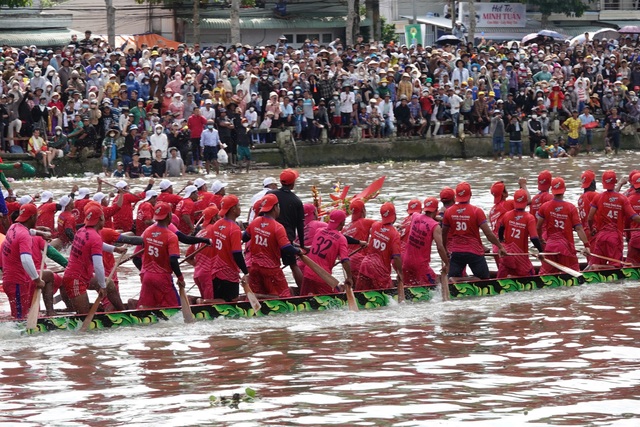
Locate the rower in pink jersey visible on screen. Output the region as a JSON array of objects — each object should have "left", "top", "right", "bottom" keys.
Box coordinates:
[
  {"left": 530, "top": 170, "right": 553, "bottom": 219},
  {"left": 402, "top": 197, "right": 449, "bottom": 286},
  {"left": 297, "top": 204, "right": 328, "bottom": 273},
  {"left": 626, "top": 173, "right": 640, "bottom": 264},
  {"left": 399, "top": 199, "right": 423, "bottom": 253},
  {"left": 342, "top": 199, "right": 375, "bottom": 283},
  {"left": 301, "top": 210, "right": 353, "bottom": 295}
]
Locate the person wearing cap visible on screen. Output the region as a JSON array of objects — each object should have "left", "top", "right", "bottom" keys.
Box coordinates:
[
  {"left": 191, "top": 178, "right": 212, "bottom": 221},
  {"left": 206, "top": 195, "right": 249, "bottom": 302},
  {"left": 301, "top": 209, "right": 353, "bottom": 296},
  {"left": 248, "top": 177, "right": 279, "bottom": 223},
  {"left": 267, "top": 169, "right": 305, "bottom": 288},
  {"left": 138, "top": 202, "right": 186, "bottom": 309},
  {"left": 135, "top": 190, "right": 159, "bottom": 238},
  {"left": 587, "top": 170, "right": 640, "bottom": 268},
  {"left": 244, "top": 194, "right": 303, "bottom": 298},
  {"left": 92, "top": 184, "right": 126, "bottom": 230},
  {"left": 35, "top": 191, "right": 59, "bottom": 232},
  {"left": 62, "top": 205, "right": 127, "bottom": 315},
  {"left": 357, "top": 202, "right": 404, "bottom": 291},
  {"left": 525, "top": 170, "right": 552, "bottom": 222},
  {"left": 209, "top": 179, "right": 227, "bottom": 208},
  {"left": 343, "top": 199, "right": 377, "bottom": 283},
  {"left": 577, "top": 170, "right": 597, "bottom": 247},
  {"left": 184, "top": 205, "right": 220, "bottom": 300},
  {"left": 625, "top": 173, "right": 640, "bottom": 264},
  {"left": 176, "top": 185, "right": 199, "bottom": 235},
  {"left": 56, "top": 195, "right": 77, "bottom": 248},
  {"left": 401, "top": 197, "right": 449, "bottom": 290},
  {"left": 399, "top": 199, "right": 423, "bottom": 252},
  {"left": 0, "top": 203, "right": 45, "bottom": 319},
  {"left": 436, "top": 187, "right": 455, "bottom": 223},
  {"left": 157, "top": 179, "right": 183, "bottom": 208},
  {"left": 536, "top": 177, "right": 590, "bottom": 275},
  {"left": 496, "top": 189, "right": 543, "bottom": 279},
  {"left": 489, "top": 180, "right": 521, "bottom": 267},
  {"left": 110, "top": 178, "right": 154, "bottom": 233},
  {"left": 442, "top": 182, "right": 506, "bottom": 280}
]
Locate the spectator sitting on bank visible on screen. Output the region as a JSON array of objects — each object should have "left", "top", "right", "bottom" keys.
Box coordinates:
[
  {"left": 112, "top": 161, "right": 126, "bottom": 177},
  {"left": 142, "top": 157, "right": 153, "bottom": 177},
  {"left": 151, "top": 148, "right": 166, "bottom": 178},
  {"left": 166, "top": 146, "right": 185, "bottom": 177},
  {"left": 28, "top": 128, "right": 56, "bottom": 173}
]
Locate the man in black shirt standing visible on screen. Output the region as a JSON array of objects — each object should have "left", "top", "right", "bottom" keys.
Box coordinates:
[{"left": 269, "top": 169, "right": 305, "bottom": 289}]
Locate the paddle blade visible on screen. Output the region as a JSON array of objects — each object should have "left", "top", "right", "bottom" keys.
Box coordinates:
[
  {"left": 242, "top": 281, "right": 262, "bottom": 314},
  {"left": 345, "top": 284, "right": 359, "bottom": 311},
  {"left": 536, "top": 254, "right": 583, "bottom": 278},
  {"left": 440, "top": 271, "right": 450, "bottom": 301},
  {"left": 397, "top": 280, "right": 405, "bottom": 303},
  {"left": 179, "top": 287, "right": 195, "bottom": 323},
  {"left": 25, "top": 288, "right": 42, "bottom": 330},
  {"left": 300, "top": 255, "right": 340, "bottom": 288},
  {"left": 80, "top": 297, "right": 102, "bottom": 332}
]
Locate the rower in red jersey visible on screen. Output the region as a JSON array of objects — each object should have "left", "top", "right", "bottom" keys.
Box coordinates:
[
  {"left": 244, "top": 194, "right": 303, "bottom": 298},
  {"left": 157, "top": 179, "right": 183, "bottom": 209},
  {"left": 297, "top": 203, "right": 327, "bottom": 273},
  {"left": 92, "top": 192, "right": 123, "bottom": 230},
  {"left": 530, "top": 170, "right": 553, "bottom": 219},
  {"left": 36, "top": 191, "right": 59, "bottom": 231},
  {"left": 186, "top": 205, "right": 219, "bottom": 300},
  {"left": 342, "top": 198, "right": 375, "bottom": 283},
  {"left": 626, "top": 173, "right": 640, "bottom": 264},
  {"left": 111, "top": 180, "right": 152, "bottom": 232},
  {"left": 176, "top": 185, "right": 199, "bottom": 235},
  {"left": 489, "top": 181, "right": 515, "bottom": 268},
  {"left": 193, "top": 178, "right": 214, "bottom": 222},
  {"left": 209, "top": 195, "right": 249, "bottom": 302},
  {"left": 138, "top": 202, "right": 185, "bottom": 308},
  {"left": 587, "top": 170, "right": 640, "bottom": 267},
  {"left": 73, "top": 187, "right": 92, "bottom": 225},
  {"left": 210, "top": 180, "right": 227, "bottom": 208},
  {"left": 402, "top": 197, "right": 449, "bottom": 286},
  {"left": 497, "top": 189, "right": 543, "bottom": 278},
  {"left": 536, "top": 177, "right": 591, "bottom": 274},
  {"left": 436, "top": 187, "right": 455, "bottom": 223},
  {"left": 357, "top": 202, "right": 403, "bottom": 291},
  {"left": 1, "top": 204, "right": 44, "bottom": 319},
  {"left": 62, "top": 205, "right": 126, "bottom": 314},
  {"left": 135, "top": 191, "right": 159, "bottom": 236},
  {"left": 577, "top": 170, "right": 598, "bottom": 248},
  {"left": 302, "top": 210, "right": 353, "bottom": 295},
  {"left": 399, "top": 199, "right": 423, "bottom": 253},
  {"left": 56, "top": 195, "right": 76, "bottom": 248},
  {"left": 442, "top": 182, "right": 506, "bottom": 280}
]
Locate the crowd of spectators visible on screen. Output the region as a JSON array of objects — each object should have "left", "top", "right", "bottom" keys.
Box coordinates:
[{"left": 0, "top": 29, "right": 639, "bottom": 175}]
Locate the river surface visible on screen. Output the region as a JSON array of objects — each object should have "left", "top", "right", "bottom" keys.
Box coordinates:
[{"left": 1, "top": 153, "right": 640, "bottom": 426}]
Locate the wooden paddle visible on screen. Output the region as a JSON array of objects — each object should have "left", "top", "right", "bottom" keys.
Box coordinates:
[
  {"left": 345, "top": 283, "right": 359, "bottom": 311},
  {"left": 485, "top": 252, "right": 559, "bottom": 257},
  {"left": 300, "top": 254, "right": 340, "bottom": 289},
  {"left": 80, "top": 250, "right": 127, "bottom": 332},
  {"left": 178, "top": 284, "right": 195, "bottom": 324},
  {"left": 26, "top": 242, "right": 49, "bottom": 330},
  {"left": 529, "top": 250, "right": 582, "bottom": 278},
  {"left": 240, "top": 277, "right": 262, "bottom": 313},
  {"left": 397, "top": 278, "right": 405, "bottom": 303},
  {"left": 582, "top": 250, "right": 633, "bottom": 267}
]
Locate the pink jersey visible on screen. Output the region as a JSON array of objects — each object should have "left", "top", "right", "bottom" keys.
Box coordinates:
[
  {"left": 246, "top": 216, "right": 291, "bottom": 269},
  {"left": 442, "top": 203, "right": 487, "bottom": 255},
  {"left": 141, "top": 224, "right": 180, "bottom": 275},
  {"left": 303, "top": 228, "right": 349, "bottom": 282},
  {"left": 401, "top": 213, "right": 437, "bottom": 269},
  {"left": 176, "top": 197, "right": 195, "bottom": 234},
  {"left": 591, "top": 190, "right": 637, "bottom": 235},
  {"left": 111, "top": 192, "right": 142, "bottom": 231},
  {"left": 1, "top": 223, "right": 34, "bottom": 283},
  {"left": 359, "top": 221, "right": 401, "bottom": 280},
  {"left": 211, "top": 218, "right": 244, "bottom": 282},
  {"left": 31, "top": 236, "right": 47, "bottom": 271},
  {"left": 64, "top": 227, "right": 104, "bottom": 283},
  {"left": 530, "top": 191, "right": 553, "bottom": 218},
  {"left": 301, "top": 220, "right": 327, "bottom": 247}
]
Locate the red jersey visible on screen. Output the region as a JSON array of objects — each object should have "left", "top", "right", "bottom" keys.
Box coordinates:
[
  {"left": 36, "top": 202, "right": 57, "bottom": 231},
  {"left": 102, "top": 204, "right": 120, "bottom": 230},
  {"left": 442, "top": 203, "right": 487, "bottom": 255},
  {"left": 1, "top": 222, "right": 33, "bottom": 283},
  {"left": 628, "top": 191, "right": 640, "bottom": 248},
  {"left": 157, "top": 192, "right": 183, "bottom": 210},
  {"left": 57, "top": 210, "right": 77, "bottom": 243},
  {"left": 211, "top": 218, "right": 243, "bottom": 282},
  {"left": 302, "top": 220, "right": 327, "bottom": 247},
  {"left": 187, "top": 114, "right": 208, "bottom": 138},
  {"left": 111, "top": 193, "right": 142, "bottom": 231},
  {"left": 530, "top": 191, "right": 553, "bottom": 218},
  {"left": 359, "top": 221, "right": 401, "bottom": 278},
  {"left": 537, "top": 198, "right": 581, "bottom": 246},
  {"left": 590, "top": 190, "right": 637, "bottom": 235},
  {"left": 246, "top": 216, "right": 291, "bottom": 269},
  {"left": 343, "top": 217, "right": 375, "bottom": 258},
  {"left": 211, "top": 194, "right": 223, "bottom": 209},
  {"left": 31, "top": 235, "right": 47, "bottom": 271},
  {"left": 398, "top": 214, "right": 414, "bottom": 252},
  {"left": 135, "top": 201, "right": 155, "bottom": 236},
  {"left": 74, "top": 198, "right": 91, "bottom": 224},
  {"left": 187, "top": 226, "right": 216, "bottom": 282},
  {"left": 304, "top": 227, "right": 349, "bottom": 282},
  {"left": 578, "top": 191, "right": 597, "bottom": 228},
  {"left": 500, "top": 209, "right": 538, "bottom": 252},
  {"left": 141, "top": 224, "right": 180, "bottom": 275},
  {"left": 401, "top": 213, "right": 437, "bottom": 268},
  {"left": 194, "top": 190, "right": 215, "bottom": 219},
  {"left": 64, "top": 227, "right": 104, "bottom": 283},
  {"left": 100, "top": 228, "right": 121, "bottom": 279},
  {"left": 176, "top": 197, "right": 195, "bottom": 234},
  {"left": 489, "top": 200, "right": 515, "bottom": 234}
]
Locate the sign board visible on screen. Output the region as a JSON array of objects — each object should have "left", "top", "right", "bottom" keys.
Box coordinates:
[
  {"left": 458, "top": 2, "right": 526, "bottom": 28},
  {"left": 404, "top": 24, "right": 425, "bottom": 47}
]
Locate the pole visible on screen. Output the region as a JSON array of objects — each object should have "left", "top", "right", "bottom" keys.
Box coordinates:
[
  {"left": 105, "top": 0, "right": 116, "bottom": 48},
  {"left": 193, "top": 0, "right": 201, "bottom": 45}
]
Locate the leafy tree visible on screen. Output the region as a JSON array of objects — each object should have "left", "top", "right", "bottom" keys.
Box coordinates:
[
  {"left": 525, "top": 0, "right": 591, "bottom": 27},
  {"left": 0, "top": 0, "right": 32, "bottom": 6},
  {"left": 380, "top": 17, "right": 397, "bottom": 45}
]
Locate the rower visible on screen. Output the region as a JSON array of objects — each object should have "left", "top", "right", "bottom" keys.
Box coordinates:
[
  {"left": 399, "top": 199, "right": 422, "bottom": 253},
  {"left": 301, "top": 210, "right": 353, "bottom": 295},
  {"left": 244, "top": 194, "right": 303, "bottom": 298},
  {"left": 536, "top": 177, "right": 590, "bottom": 274},
  {"left": 73, "top": 187, "right": 92, "bottom": 224},
  {"left": 62, "top": 205, "right": 126, "bottom": 314},
  {"left": 248, "top": 177, "right": 278, "bottom": 223},
  {"left": 210, "top": 180, "right": 228, "bottom": 208},
  {"left": 626, "top": 173, "right": 640, "bottom": 265},
  {"left": 138, "top": 202, "right": 185, "bottom": 308},
  {"left": 401, "top": 197, "right": 449, "bottom": 286},
  {"left": 587, "top": 170, "right": 640, "bottom": 268},
  {"left": 489, "top": 181, "right": 514, "bottom": 268},
  {"left": 187, "top": 205, "right": 219, "bottom": 300},
  {"left": 157, "top": 179, "right": 183, "bottom": 208},
  {"left": 530, "top": 170, "right": 553, "bottom": 219},
  {"left": 442, "top": 182, "right": 506, "bottom": 281},
  {"left": 497, "top": 189, "right": 543, "bottom": 278},
  {"left": 357, "top": 202, "right": 403, "bottom": 291},
  {"left": 193, "top": 177, "right": 212, "bottom": 223},
  {"left": 577, "top": 170, "right": 598, "bottom": 251},
  {"left": 56, "top": 195, "right": 76, "bottom": 249},
  {"left": 93, "top": 191, "right": 123, "bottom": 230},
  {"left": 36, "top": 191, "right": 58, "bottom": 232},
  {"left": 1, "top": 204, "right": 45, "bottom": 319},
  {"left": 342, "top": 198, "right": 374, "bottom": 284},
  {"left": 110, "top": 179, "right": 153, "bottom": 232},
  {"left": 176, "top": 185, "right": 199, "bottom": 235},
  {"left": 436, "top": 187, "right": 455, "bottom": 223}
]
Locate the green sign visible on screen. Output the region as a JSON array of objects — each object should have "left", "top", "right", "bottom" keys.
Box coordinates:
[{"left": 405, "top": 24, "right": 423, "bottom": 47}]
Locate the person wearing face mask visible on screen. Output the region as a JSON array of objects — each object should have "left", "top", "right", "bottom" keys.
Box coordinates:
[
  {"left": 527, "top": 112, "right": 543, "bottom": 158},
  {"left": 236, "top": 117, "right": 252, "bottom": 172},
  {"left": 125, "top": 72, "right": 140, "bottom": 99},
  {"left": 150, "top": 123, "right": 169, "bottom": 158},
  {"left": 200, "top": 119, "right": 221, "bottom": 175},
  {"left": 30, "top": 67, "right": 48, "bottom": 92}
]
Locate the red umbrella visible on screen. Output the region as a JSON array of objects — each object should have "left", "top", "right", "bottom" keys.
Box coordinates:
[{"left": 618, "top": 26, "right": 640, "bottom": 34}]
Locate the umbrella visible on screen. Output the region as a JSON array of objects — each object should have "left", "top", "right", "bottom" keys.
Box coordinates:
[
  {"left": 537, "top": 30, "right": 567, "bottom": 40},
  {"left": 592, "top": 28, "right": 620, "bottom": 40},
  {"left": 522, "top": 33, "right": 540, "bottom": 45},
  {"left": 436, "top": 35, "right": 462, "bottom": 45},
  {"left": 618, "top": 25, "right": 640, "bottom": 34}
]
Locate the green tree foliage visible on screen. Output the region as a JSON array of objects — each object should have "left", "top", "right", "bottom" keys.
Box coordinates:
[
  {"left": 525, "top": 0, "right": 591, "bottom": 26},
  {"left": 0, "top": 0, "right": 33, "bottom": 6},
  {"left": 380, "top": 17, "right": 397, "bottom": 44}
]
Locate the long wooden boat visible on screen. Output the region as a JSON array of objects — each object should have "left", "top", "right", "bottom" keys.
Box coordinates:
[{"left": 6, "top": 265, "right": 640, "bottom": 334}]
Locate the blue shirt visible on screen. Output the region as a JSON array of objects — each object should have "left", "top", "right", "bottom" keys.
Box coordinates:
[{"left": 200, "top": 128, "right": 220, "bottom": 147}]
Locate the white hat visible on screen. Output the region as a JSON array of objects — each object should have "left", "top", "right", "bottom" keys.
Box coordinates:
[
  {"left": 18, "top": 195, "right": 33, "bottom": 205},
  {"left": 194, "top": 178, "right": 207, "bottom": 189},
  {"left": 92, "top": 192, "right": 106, "bottom": 203},
  {"left": 263, "top": 177, "right": 277, "bottom": 187},
  {"left": 115, "top": 180, "right": 128, "bottom": 190},
  {"left": 77, "top": 187, "right": 91, "bottom": 198},
  {"left": 40, "top": 191, "right": 53, "bottom": 203},
  {"left": 59, "top": 195, "right": 72, "bottom": 208},
  {"left": 144, "top": 190, "right": 158, "bottom": 201},
  {"left": 204, "top": 99, "right": 213, "bottom": 105},
  {"left": 184, "top": 185, "right": 198, "bottom": 198},
  {"left": 159, "top": 179, "right": 174, "bottom": 191},
  {"left": 210, "top": 180, "right": 228, "bottom": 194}
]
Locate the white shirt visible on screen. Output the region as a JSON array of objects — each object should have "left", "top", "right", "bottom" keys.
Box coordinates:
[
  {"left": 202, "top": 107, "right": 216, "bottom": 121},
  {"left": 449, "top": 94, "right": 463, "bottom": 114},
  {"left": 248, "top": 188, "right": 269, "bottom": 222},
  {"left": 339, "top": 91, "right": 355, "bottom": 114},
  {"left": 150, "top": 132, "right": 169, "bottom": 158}
]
